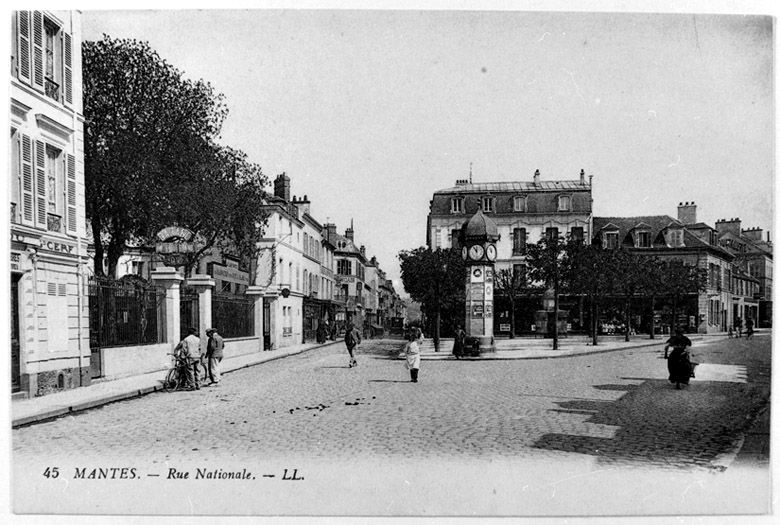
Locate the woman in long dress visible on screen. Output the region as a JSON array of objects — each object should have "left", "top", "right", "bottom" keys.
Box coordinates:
[
  {"left": 405, "top": 328, "right": 423, "bottom": 383},
  {"left": 665, "top": 328, "right": 693, "bottom": 389}
]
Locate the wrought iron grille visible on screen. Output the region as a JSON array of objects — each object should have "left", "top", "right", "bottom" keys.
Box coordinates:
[
  {"left": 88, "top": 277, "right": 164, "bottom": 348},
  {"left": 211, "top": 293, "right": 254, "bottom": 338}
]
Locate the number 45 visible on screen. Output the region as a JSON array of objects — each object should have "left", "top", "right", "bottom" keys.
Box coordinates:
[{"left": 43, "top": 467, "right": 60, "bottom": 479}]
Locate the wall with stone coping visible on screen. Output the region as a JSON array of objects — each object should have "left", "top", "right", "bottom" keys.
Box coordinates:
[
  {"left": 223, "top": 336, "right": 262, "bottom": 358},
  {"left": 100, "top": 343, "right": 171, "bottom": 380}
]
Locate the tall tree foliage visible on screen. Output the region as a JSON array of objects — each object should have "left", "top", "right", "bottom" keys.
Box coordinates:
[
  {"left": 525, "top": 234, "right": 573, "bottom": 349},
  {"left": 660, "top": 259, "right": 708, "bottom": 331},
  {"left": 398, "top": 247, "right": 466, "bottom": 351},
  {"left": 493, "top": 265, "right": 531, "bottom": 339},
  {"left": 567, "top": 243, "right": 618, "bottom": 345},
  {"left": 83, "top": 35, "right": 267, "bottom": 277}
]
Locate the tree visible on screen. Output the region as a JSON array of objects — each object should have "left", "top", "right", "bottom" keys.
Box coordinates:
[
  {"left": 84, "top": 35, "right": 266, "bottom": 277},
  {"left": 640, "top": 256, "right": 665, "bottom": 340},
  {"left": 493, "top": 265, "right": 530, "bottom": 339},
  {"left": 660, "top": 259, "right": 708, "bottom": 331},
  {"left": 398, "top": 247, "right": 466, "bottom": 351},
  {"left": 612, "top": 249, "right": 648, "bottom": 342},
  {"left": 525, "top": 234, "right": 573, "bottom": 350},
  {"left": 567, "top": 242, "right": 617, "bottom": 346}
]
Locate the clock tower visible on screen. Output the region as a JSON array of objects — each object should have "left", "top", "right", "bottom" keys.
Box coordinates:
[{"left": 460, "top": 207, "right": 500, "bottom": 354}]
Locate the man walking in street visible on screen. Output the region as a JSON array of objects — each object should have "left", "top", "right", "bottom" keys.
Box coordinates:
[
  {"left": 344, "top": 321, "right": 361, "bottom": 368},
  {"left": 178, "top": 327, "right": 201, "bottom": 390},
  {"left": 205, "top": 328, "right": 225, "bottom": 386}
]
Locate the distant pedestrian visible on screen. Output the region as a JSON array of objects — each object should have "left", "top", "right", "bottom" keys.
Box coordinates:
[
  {"left": 728, "top": 325, "right": 734, "bottom": 339},
  {"left": 344, "top": 321, "right": 361, "bottom": 368},
  {"left": 405, "top": 327, "right": 424, "bottom": 383},
  {"left": 452, "top": 324, "right": 466, "bottom": 359},
  {"left": 176, "top": 327, "right": 201, "bottom": 390},
  {"left": 205, "top": 328, "right": 224, "bottom": 386},
  {"left": 745, "top": 316, "right": 755, "bottom": 340},
  {"left": 735, "top": 317, "right": 743, "bottom": 338}
]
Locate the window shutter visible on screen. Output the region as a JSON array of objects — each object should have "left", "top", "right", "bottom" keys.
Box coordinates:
[
  {"left": 20, "top": 134, "right": 34, "bottom": 225},
  {"left": 66, "top": 154, "right": 77, "bottom": 234},
  {"left": 31, "top": 11, "right": 45, "bottom": 91},
  {"left": 17, "top": 11, "right": 32, "bottom": 84},
  {"left": 34, "top": 140, "right": 47, "bottom": 228},
  {"left": 63, "top": 31, "right": 73, "bottom": 105}
]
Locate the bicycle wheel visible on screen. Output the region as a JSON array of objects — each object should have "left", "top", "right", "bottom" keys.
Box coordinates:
[{"left": 163, "top": 368, "right": 180, "bottom": 392}]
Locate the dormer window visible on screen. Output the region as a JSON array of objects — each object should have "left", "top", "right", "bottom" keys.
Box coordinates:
[
  {"left": 667, "top": 229, "right": 684, "bottom": 248},
  {"left": 482, "top": 196, "right": 494, "bottom": 213},
  {"left": 513, "top": 195, "right": 527, "bottom": 212},
  {"left": 451, "top": 197, "right": 464, "bottom": 214},
  {"left": 636, "top": 231, "right": 651, "bottom": 248},
  {"left": 557, "top": 194, "right": 572, "bottom": 211},
  {"left": 604, "top": 232, "right": 619, "bottom": 249}
]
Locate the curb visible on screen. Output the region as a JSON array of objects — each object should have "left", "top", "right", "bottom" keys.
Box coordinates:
[{"left": 12, "top": 340, "right": 342, "bottom": 428}]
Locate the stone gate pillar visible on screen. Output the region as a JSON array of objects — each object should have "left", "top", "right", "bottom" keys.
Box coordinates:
[
  {"left": 246, "top": 285, "right": 265, "bottom": 351},
  {"left": 151, "top": 266, "right": 184, "bottom": 347},
  {"left": 187, "top": 274, "right": 215, "bottom": 355}
]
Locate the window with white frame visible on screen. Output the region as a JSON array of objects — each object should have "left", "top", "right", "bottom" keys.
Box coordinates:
[
  {"left": 604, "top": 231, "right": 619, "bottom": 249},
  {"left": 14, "top": 11, "right": 73, "bottom": 106},
  {"left": 451, "top": 197, "right": 464, "bottom": 214},
  {"left": 513, "top": 195, "right": 527, "bottom": 212},
  {"left": 635, "top": 230, "right": 651, "bottom": 248},
  {"left": 482, "top": 196, "right": 494, "bottom": 212},
  {"left": 557, "top": 194, "right": 572, "bottom": 211},
  {"left": 667, "top": 229, "right": 684, "bottom": 247}
]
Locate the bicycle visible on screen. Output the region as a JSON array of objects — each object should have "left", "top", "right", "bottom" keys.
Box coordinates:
[{"left": 163, "top": 349, "right": 191, "bottom": 392}]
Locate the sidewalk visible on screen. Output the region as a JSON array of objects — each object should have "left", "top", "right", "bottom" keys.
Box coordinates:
[
  {"left": 12, "top": 332, "right": 734, "bottom": 428},
  {"left": 11, "top": 340, "right": 342, "bottom": 428}
]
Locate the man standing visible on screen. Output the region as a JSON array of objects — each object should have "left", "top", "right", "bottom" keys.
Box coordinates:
[
  {"left": 205, "top": 328, "right": 225, "bottom": 386},
  {"left": 179, "top": 327, "right": 201, "bottom": 390},
  {"left": 344, "top": 321, "right": 361, "bottom": 368}
]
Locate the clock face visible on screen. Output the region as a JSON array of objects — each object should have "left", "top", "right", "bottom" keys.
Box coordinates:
[
  {"left": 469, "top": 244, "right": 484, "bottom": 260},
  {"left": 462, "top": 246, "right": 468, "bottom": 260},
  {"left": 486, "top": 244, "right": 497, "bottom": 261}
]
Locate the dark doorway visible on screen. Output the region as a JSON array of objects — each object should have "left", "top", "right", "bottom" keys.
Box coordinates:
[
  {"left": 263, "top": 300, "right": 271, "bottom": 350},
  {"left": 11, "top": 275, "right": 21, "bottom": 393}
]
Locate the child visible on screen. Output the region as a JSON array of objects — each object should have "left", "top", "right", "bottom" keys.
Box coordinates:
[{"left": 405, "top": 328, "right": 423, "bottom": 382}]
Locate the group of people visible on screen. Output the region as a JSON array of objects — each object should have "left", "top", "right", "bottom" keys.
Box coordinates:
[
  {"left": 728, "top": 316, "right": 755, "bottom": 340},
  {"left": 342, "top": 320, "right": 424, "bottom": 383},
  {"left": 176, "top": 327, "right": 225, "bottom": 390}
]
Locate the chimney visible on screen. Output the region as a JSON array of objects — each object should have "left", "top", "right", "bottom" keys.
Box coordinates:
[
  {"left": 298, "top": 194, "right": 310, "bottom": 216},
  {"left": 274, "top": 173, "right": 290, "bottom": 201},
  {"left": 324, "top": 223, "right": 337, "bottom": 241},
  {"left": 533, "top": 169, "right": 540, "bottom": 184},
  {"left": 360, "top": 245, "right": 366, "bottom": 257},
  {"left": 455, "top": 179, "right": 469, "bottom": 186},
  {"left": 580, "top": 169, "right": 585, "bottom": 184},
  {"left": 715, "top": 217, "right": 741, "bottom": 237},
  {"left": 345, "top": 219, "right": 354, "bottom": 241},
  {"left": 677, "top": 201, "right": 697, "bottom": 225},
  {"left": 742, "top": 227, "right": 764, "bottom": 241}
]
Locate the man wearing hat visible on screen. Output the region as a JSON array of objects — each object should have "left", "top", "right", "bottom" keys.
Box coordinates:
[{"left": 205, "top": 328, "right": 225, "bottom": 386}]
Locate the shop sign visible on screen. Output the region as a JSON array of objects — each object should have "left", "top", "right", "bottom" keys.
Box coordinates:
[
  {"left": 209, "top": 263, "right": 249, "bottom": 285},
  {"left": 155, "top": 226, "right": 198, "bottom": 267},
  {"left": 499, "top": 323, "right": 511, "bottom": 332},
  {"left": 11, "top": 251, "right": 22, "bottom": 271},
  {"left": 472, "top": 304, "right": 484, "bottom": 318}
]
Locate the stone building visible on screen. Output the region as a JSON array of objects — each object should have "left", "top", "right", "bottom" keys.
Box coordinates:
[
  {"left": 427, "top": 168, "right": 593, "bottom": 334},
  {"left": 10, "top": 10, "right": 89, "bottom": 397}
]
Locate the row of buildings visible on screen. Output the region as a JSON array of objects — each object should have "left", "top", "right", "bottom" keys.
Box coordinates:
[
  {"left": 427, "top": 171, "right": 772, "bottom": 336},
  {"left": 9, "top": 10, "right": 405, "bottom": 398}
]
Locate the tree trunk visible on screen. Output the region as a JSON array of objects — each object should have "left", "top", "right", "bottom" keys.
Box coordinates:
[
  {"left": 91, "top": 215, "right": 105, "bottom": 276},
  {"left": 649, "top": 294, "right": 656, "bottom": 340},
  {"left": 434, "top": 306, "right": 441, "bottom": 352},
  {"left": 592, "top": 300, "right": 599, "bottom": 346},
  {"left": 509, "top": 297, "right": 516, "bottom": 339},
  {"left": 624, "top": 296, "right": 631, "bottom": 342},
  {"left": 553, "top": 279, "right": 559, "bottom": 351},
  {"left": 671, "top": 296, "right": 678, "bottom": 333}
]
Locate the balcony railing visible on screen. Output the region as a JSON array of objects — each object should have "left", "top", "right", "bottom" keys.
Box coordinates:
[
  {"left": 45, "top": 77, "right": 60, "bottom": 101},
  {"left": 47, "top": 213, "right": 62, "bottom": 233}
]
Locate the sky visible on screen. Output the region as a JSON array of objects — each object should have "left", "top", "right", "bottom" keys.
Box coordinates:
[{"left": 80, "top": 4, "right": 775, "bottom": 295}]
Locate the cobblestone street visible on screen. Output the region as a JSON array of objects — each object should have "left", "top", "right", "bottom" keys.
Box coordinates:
[
  {"left": 13, "top": 334, "right": 771, "bottom": 516},
  {"left": 15, "top": 335, "right": 770, "bottom": 466}
]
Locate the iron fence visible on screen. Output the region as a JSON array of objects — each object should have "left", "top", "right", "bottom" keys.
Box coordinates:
[
  {"left": 180, "top": 286, "right": 200, "bottom": 338},
  {"left": 88, "top": 277, "right": 164, "bottom": 348},
  {"left": 212, "top": 293, "right": 254, "bottom": 338}
]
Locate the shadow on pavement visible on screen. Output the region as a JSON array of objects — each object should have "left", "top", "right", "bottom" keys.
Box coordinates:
[{"left": 533, "top": 376, "right": 766, "bottom": 471}]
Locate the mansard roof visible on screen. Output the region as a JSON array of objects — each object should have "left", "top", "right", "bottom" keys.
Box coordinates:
[{"left": 435, "top": 180, "right": 590, "bottom": 194}]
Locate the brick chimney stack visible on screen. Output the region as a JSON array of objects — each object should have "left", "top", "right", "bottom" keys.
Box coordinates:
[
  {"left": 580, "top": 169, "right": 585, "bottom": 184},
  {"left": 345, "top": 219, "right": 354, "bottom": 241},
  {"left": 677, "top": 201, "right": 697, "bottom": 225},
  {"left": 323, "top": 223, "right": 338, "bottom": 241},
  {"left": 274, "top": 173, "right": 290, "bottom": 202},
  {"left": 533, "top": 169, "right": 540, "bottom": 185},
  {"left": 742, "top": 227, "right": 764, "bottom": 241},
  {"left": 715, "top": 217, "right": 742, "bottom": 236}
]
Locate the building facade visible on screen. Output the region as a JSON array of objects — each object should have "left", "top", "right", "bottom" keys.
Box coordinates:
[
  {"left": 10, "top": 10, "right": 89, "bottom": 397},
  {"left": 427, "top": 169, "right": 594, "bottom": 335}
]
